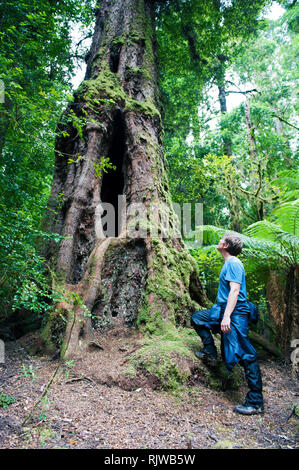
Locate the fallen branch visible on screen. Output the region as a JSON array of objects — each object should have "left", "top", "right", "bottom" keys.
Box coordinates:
[
  {"left": 249, "top": 331, "right": 281, "bottom": 357},
  {"left": 65, "top": 376, "right": 94, "bottom": 384},
  {"left": 88, "top": 340, "right": 103, "bottom": 350},
  {"left": 22, "top": 363, "right": 61, "bottom": 427}
]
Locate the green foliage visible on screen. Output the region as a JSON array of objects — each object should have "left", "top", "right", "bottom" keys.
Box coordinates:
[
  {"left": 18, "top": 363, "right": 39, "bottom": 381},
  {"left": 271, "top": 170, "right": 299, "bottom": 202},
  {"left": 158, "top": 2, "right": 297, "bottom": 230},
  {"left": 63, "top": 360, "right": 75, "bottom": 380},
  {"left": 189, "top": 246, "right": 223, "bottom": 301},
  {"left": 0, "top": 208, "right": 65, "bottom": 333},
  {"left": 157, "top": 0, "right": 268, "bottom": 138},
  {"left": 272, "top": 198, "right": 299, "bottom": 236},
  {"left": 0, "top": 392, "right": 15, "bottom": 409},
  {"left": 246, "top": 199, "right": 299, "bottom": 268},
  {"left": 38, "top": 394, "right": 51, "bottom": 422},
  {"left": 196, "top": 197, "right": 299, "bottom": 275},
  {"left": 0, "top": 0, "right": 96, "bottom": 336},
  {"left": 94, "top": 157, "right": 117, "bottom": 179},
  {"left": 67, "top": 153, "right": 117, "bottom": 179},
  {"left": 40, "top": 284, "right": 98, "bottom": 354}
]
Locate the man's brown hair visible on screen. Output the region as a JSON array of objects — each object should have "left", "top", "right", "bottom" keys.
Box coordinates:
[{"left": 223, "top": 232, "right": 243, "bottom": 256}]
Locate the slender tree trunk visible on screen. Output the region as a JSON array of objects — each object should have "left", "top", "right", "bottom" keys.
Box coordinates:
[
  {"left": 244, "top": 99, "right": 264, "bottom": 221},
  {"left": 218, "top": 84, "right": 241, "bottom": 232},
  {"left": 43, "top": 0, "right": 208, "bottom": 358},
  {"left": 218, "top": 85, "right": 232, "bottom": 157},
  {"left": 244, "top": 99, "right": 258, "bottom": 161},
  {"left": 0, "top": 96, "right": 12, "bottom": 158},
  {"left": 272, "top": 106, "right": 293, "bottom": 168}
]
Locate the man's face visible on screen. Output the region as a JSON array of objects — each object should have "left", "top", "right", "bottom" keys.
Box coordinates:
[{"left": 217, "top": 237, "right": 229, "bottom": 252}]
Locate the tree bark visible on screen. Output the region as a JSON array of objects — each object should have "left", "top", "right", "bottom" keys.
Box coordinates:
[
  {"left": 43, "top": 0, "right": 208, "bottom": 358},
  {"left": 266, "top": 267, "right": 299, "bottom": 357},
  {"left": 284, "top": 265, "right": 299, "bottom": 356}
]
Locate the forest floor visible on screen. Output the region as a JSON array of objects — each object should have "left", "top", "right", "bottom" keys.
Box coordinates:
[{"left": 0, "top": 329, "right": 298, "bottom": 450}]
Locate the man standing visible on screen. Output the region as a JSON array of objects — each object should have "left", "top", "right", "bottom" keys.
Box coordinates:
[{"left": 191, "top": 232, "right": 264, "bottom": 415}]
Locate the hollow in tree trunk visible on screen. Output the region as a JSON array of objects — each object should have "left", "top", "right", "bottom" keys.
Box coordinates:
[{"left": 42, "top": 0, "right": 208, "bottom": 358}]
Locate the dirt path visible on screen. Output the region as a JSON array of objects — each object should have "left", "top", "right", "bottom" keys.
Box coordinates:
[{"left": 0, "top": 332, "right": 298, "bottom": 449}]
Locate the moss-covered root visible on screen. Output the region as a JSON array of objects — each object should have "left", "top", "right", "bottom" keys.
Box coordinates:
[{"left": 128, "top": 322, "right": 242, "bottom": 393}]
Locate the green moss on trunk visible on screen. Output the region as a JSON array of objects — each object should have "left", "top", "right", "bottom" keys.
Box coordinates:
[{"left": 41, "top": 308, "right": 67, "bottom": 354}]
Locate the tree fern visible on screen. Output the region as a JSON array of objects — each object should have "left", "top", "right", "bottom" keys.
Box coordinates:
[
  {"left": 245, "top": 200, "right": 299, "bottom": 265},
  {"left": 271, "top": 171, "right": 299, "bottom": 202},
  {"left": 272, "top": 199, "right": 299, "bottom": 236},
  {"left": 195, "top": 201, "right": 299, "bottom": 273}
]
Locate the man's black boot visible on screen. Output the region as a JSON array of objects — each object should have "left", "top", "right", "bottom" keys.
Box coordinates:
[
  {"left": 192, "top": 323, "right": 218, "bottom": 366},
  {"left": 221, "top": 371, "right": 233, "bottom": 391},
  {"left": 234, "top": 403, "right": 264, "bottom": 415},
  {"left": 194, "top": 350, "right": 218, "bottom": 366},
  {"left": 235, "top": 359, "right": 264, "bottom": 414}
]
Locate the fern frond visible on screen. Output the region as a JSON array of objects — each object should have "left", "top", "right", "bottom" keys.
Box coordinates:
[
  {"left": 281, "top": 190, "right": 299, "bottom": 202},
  {"left": 272, "top": 199, "right": 299, "bottom": 235},
  {"left": 245, "top": 220, "right": 283, "bottom": 242},
  {"left": 195, "top": 223, "right": 294, "bottom": 271},
  {"left": 271, "top": 170, "right": 299, "bottom": 190}
]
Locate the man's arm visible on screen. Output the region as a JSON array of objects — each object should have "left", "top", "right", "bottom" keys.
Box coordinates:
[{"left": 221, "top": 281, "right": 241, "bottom": 333}]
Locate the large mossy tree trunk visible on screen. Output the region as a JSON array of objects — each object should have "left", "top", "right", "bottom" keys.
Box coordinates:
[{"left": 43, "top": 0, "right": 208, "bottom": 358}]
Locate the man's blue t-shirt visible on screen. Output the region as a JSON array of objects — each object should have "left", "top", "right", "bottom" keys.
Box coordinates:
[{"left": 217, "top": 256, "right": 247, "bottom": 304}]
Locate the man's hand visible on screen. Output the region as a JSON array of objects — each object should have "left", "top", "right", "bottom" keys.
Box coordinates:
[{"left": 221, "top": 315, "right": 231, "bottom": 334}]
